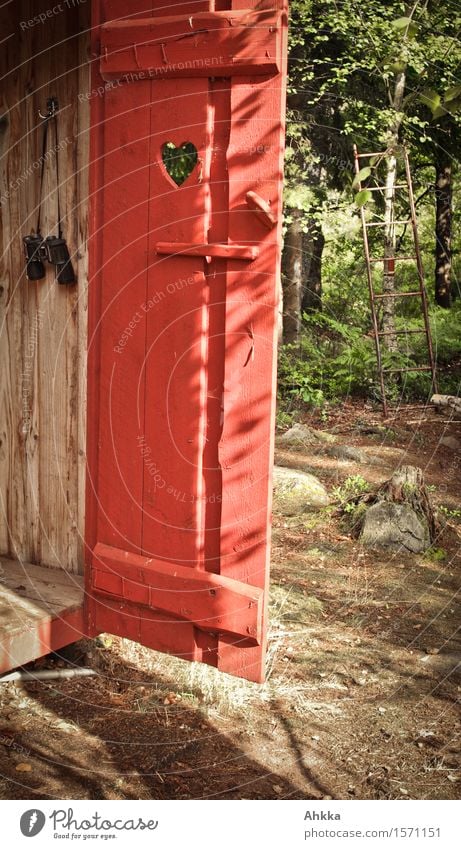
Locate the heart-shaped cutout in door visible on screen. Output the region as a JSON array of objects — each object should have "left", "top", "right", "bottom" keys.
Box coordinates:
[{"left": 162, "top": 141, "right": 198, "bottom": 186}]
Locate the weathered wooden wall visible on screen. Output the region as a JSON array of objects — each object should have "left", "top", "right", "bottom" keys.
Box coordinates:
[{"left": 0, "top": 0, "right": 90, "bottom": 572}]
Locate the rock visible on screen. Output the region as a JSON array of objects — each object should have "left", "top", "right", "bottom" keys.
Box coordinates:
[
  {"left": 440, "top": 435, "right": 460, "bottom": 452},
  {"left": 276, "top": 423, "right": 336, "bottom": 448},
  {"left": 419, "top": 651, "right": 461, "bottom": 683},
  {"left": 360, "top": 501, "right": 430, "bottom": 553},
  {"left": 328, "top": 445, "right": 367, "bottom": 463},
  {"left": 272, "top": 466, "right": 329, "bottom": 515}
]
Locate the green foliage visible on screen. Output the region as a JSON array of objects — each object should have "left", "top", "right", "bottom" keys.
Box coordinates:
[
  {"left": 439, "top": 505, "right": 461, "bottom": 520},
  {"left": 278, "top": 310, "right": 419, "bottom": 407},
  {"left": 352, "top": 167, "right": 371, "bottom": 189},
  {"left": 161, "top": 142, "right": 197, "bottom": 186},
  {"left": 278, "top": 293, "right": 461, "bottom": 408},
  {"left": 354, "top": 189, "right": 372, "bottom": 207},
  {"left": 279, "top": 0, "right": 461, "bottom": 409},
  {"left": 423, "top": 547, "right": 447, "bottom": 562},
  {"left": 333, "top": 475, "right": 370, "bottom": 509},
  {"left": 276, "top": 409, "right": 295, "bottom": 430}
]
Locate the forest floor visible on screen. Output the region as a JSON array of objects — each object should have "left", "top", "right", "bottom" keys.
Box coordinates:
[{"left": 0, "top": 401, "right": 460, "bottom": 800}]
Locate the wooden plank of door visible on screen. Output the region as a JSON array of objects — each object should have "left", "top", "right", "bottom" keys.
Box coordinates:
[
  {"left": 215, "top": 0, "right": 288, "bottom": 681},
  {"left": 99, "top": 9, "right": 281, "bottom": 79},
  {"left": 86, "top": 0, "right": 154, "bottom": 636},
  {"left": 140, "top": 69, "right": 212, "bottom": 662}
]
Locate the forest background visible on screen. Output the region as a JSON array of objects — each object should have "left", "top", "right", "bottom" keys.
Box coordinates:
[{"left": 279, "top": 0, "right": 461, "bottom": 418}]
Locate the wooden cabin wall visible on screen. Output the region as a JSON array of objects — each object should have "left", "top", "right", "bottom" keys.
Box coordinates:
[{"left": 0, "top": 1, "right": 90, "bottom": 572}]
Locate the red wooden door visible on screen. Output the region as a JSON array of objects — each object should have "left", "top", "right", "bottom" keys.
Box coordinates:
[{"left": 86, "top": 0, "right": 288, "bottom": 682}]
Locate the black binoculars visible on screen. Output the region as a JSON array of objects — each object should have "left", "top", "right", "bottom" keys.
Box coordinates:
[{"left": 23, "top": 234, "right": 76, "bottom": 285}]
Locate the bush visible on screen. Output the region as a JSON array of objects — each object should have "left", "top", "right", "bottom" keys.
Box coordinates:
[{"left": 278, "top": 304, "right": 461, "bottom": 410}]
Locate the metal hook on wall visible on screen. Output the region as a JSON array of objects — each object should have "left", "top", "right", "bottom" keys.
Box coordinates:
[{"left": 38, "top": 96, "right": 59, "bottom": 121}]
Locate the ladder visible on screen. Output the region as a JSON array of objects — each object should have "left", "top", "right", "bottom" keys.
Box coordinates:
[{"left": 353, "top": 144, "right": 438, "bottom": 417}]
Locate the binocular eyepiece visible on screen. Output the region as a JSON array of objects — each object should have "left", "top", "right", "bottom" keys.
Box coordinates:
[{"left": 23, "top": 234, "right": 76, "bottom": 285}]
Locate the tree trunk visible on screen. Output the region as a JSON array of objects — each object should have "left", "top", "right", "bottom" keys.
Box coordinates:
[
  {"left": 343, "top": 464, "right": 439, "bottom": 544},
  {"left": 434, "top": 147, "right": 452, "bottom": 308},
  {"left": 378, "top": 465, "right": 438, "bottom": 541},
  {"left": 382, "top": 70, "right": 406, "bottom": 352},
  {"left": 301, "top": 221, "right": 324, "bottom": 314},
  {"left": 281, "top": 209, "right": 302, "bottom": 344}
]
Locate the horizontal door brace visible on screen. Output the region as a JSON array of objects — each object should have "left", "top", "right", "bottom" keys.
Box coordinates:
[
  {"left": 100, "top": 9, "right": 282, "bottom": 80},
  {"left": 91, "top": 543, "right": 263, "bottom": 644}
]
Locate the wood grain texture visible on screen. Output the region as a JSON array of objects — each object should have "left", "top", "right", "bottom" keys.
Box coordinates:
[
  {"left": 87, "top": 0, "right": 287, "bottom": 681},
  {"left": 0, "top": 556, "right": 84, "bottom": 673},
  {"left": 0, "top": 1, "right": 90, "bottom": 573},
  {"left": 216, "top": 0, "right": 288, "bottom": 681}
]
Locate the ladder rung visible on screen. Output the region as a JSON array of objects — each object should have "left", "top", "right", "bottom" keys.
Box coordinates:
[
  {"left": 357, "top": 151, "right": 389, "bottom": 158},
  {"left": 377, "top": 329, "right": 427, "bottom": 337},
  {"left": 373, "top": 291, "right": 421, "bottom": 299},
  {"left": 365, "top": 185, "right": 408, "bottom": 192},
  {"left": 382, "top": 366, "right": 434, "bottom": 374},
  {"left": 365, "top": 220, "right": 409, "bottom": 227},
  {"left": 369, "top": 256, "right": 416, "bottom": 263}
]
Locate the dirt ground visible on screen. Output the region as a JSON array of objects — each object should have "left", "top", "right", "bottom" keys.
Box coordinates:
[{"left": 0, "top": 401, "right": 460, "bottom": 800}]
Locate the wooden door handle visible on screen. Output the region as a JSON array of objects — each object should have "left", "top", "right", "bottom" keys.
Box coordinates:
[
  {"left": 155, "top": 241, "right": 259, "bottom": 260},
  {"left": 246, "top": 191, "right": 277, "bottom": 229}
]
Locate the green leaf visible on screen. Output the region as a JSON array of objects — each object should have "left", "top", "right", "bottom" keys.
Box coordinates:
[
  {"left": 354, "top": 189, "right": 372, "bottom": 208},
  {"left": 445, "top": 96, "right": 461, "bottom": 114},
  {"left": 387, "top": 60, "right": 407, "bottom": 73},
  {"left": 419, "top": 89, "right": 441, "bottom": 114},
  {"left": 391, "top": 16, "right": 418, "bottom": 37},
  {"left": 444, "top": 85, "right": 461, "bottom": 103},
  {"left": 352, "top": 166, "right": 371, "bottom": 189},
  {"left": 432, "top": 104, "right": 448, "bottom": 120}
]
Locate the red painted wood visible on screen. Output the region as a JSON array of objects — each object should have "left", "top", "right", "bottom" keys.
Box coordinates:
[
  {"left": 246, "top": 191, "right": 278, "bottom": 229},
  {"left": 86, "top": 0, "right": 288, "bottom": 681},
  {"left": 155, "top": 242, "right": 259, "bottom": 259},
  {"left": 209, "top": 0, "right": 288, "bottom": 681},
  {"left": 100, "top": 9, "right": 281, "bottom": 80},
  {"left": 91, "top": 542, "right": 263, "bottom": 642}
]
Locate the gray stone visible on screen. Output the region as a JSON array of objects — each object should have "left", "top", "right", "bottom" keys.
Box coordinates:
[
  {"left": 272, "top": 466, "right": 330, "bottom": 515},
  {"left": 440, "top": 435, "right": 461, "bottom": 452},
  {"left": 360, "top": 501, "right": 430, "bottom": 553},
  {"left": 328, "top": 445, "right": 367, "bottom": 463},
  {"left": 277, "top": 423, "right": 336, "bottom": 448}
]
